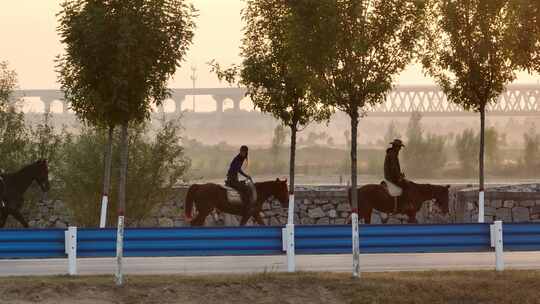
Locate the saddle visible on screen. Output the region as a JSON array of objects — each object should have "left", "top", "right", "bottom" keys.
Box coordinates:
[
  {"left": 222, "top": 182, "right": 257, "bottom": 206},
  {"left": 381, "top": 179, "right": 403, "bottom": 214}
]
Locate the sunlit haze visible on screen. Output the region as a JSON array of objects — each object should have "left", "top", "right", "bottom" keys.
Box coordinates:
[{"left": 1, "top": 0, "right": 538, "bottom": 91}]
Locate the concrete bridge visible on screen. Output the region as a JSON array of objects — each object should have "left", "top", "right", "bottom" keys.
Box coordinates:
[{"left": 12, "top": 84, "right": 540, "bottom": 117}]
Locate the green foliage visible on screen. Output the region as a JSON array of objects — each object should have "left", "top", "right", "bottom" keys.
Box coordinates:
[
  {"left": 508, "top": 0, "right": 540, "bottom": 72},
  {"left": 384, "top": 121, "right": 402, "bottom": 145},
  {"left": 454, "top": 127, "right": 503, "bottom": 176},
  {"left": 422, "top": 0, "right": 519, "bottom": 112},
  {"left": 270, "top": 125, "right": 288, "bottom": 173},
  {"left": 522, "top": 125, "right": 540, "bottom": 176},
  {"left": 57, "top": 120, "right": 190, "bottom": 227},
  {"left": 0, "top": 107, "right": 29, "bottom": 172},
  {"left": 57, "top": 0, "right": 197, "bottom": 126},
  {"left": 289, "top": 0, "right": 426, "bottom": 116},
  {"left": 0, "top": 61, "right": 17, "bottom": 108},
  {"left": 455, "top": 129, "right": 479, "bottom": 176},
  {"left": 402, "top": 113, "right": 447, "bottom": 177},
  {"left": 239, "top": 0, "right": 332, "bottom": 129}
]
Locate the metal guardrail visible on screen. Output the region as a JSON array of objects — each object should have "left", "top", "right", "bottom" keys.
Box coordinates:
[
  {"left": 0, "top": 223, "right": 538, "bottom": 274},
  {"left": 77, "top": 226, "right": 283, "bottom": 257},
  {"left": 295, "top": 224, "right": 492, "bottom": 254},
  {"left": 504, "top": 223, "right": 540, "bottom": 251},
  {"left": 0, "top": 228, "right": 65, "bottom": 258}
]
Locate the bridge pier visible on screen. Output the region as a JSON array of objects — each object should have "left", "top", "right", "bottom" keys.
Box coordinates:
[
  {"left": 212, "top": 95, "right": 226, "bottom": 114},
  {"left": 232, "top": 96, "right": 244, "bottom": 112},
  {"left": 171, "top": 93, "right": 186, "bottom": 114},
  {"left": 40, "top": 97, "right": 54, "bottom": 114}
]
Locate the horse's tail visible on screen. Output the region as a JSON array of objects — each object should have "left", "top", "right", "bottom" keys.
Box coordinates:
[{"left": 184, "top": 184, "right": 198, "bottom": 221}]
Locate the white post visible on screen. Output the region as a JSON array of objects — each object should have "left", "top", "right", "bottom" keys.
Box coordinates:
[
  {"left": 64, "top": 226, "right": 77, "bottom": 275},
  {"left": 99, "top": 195, "right": 108, "bottom": 228},
  {"left": 491, "top": 220, "right": 504, "bottom": 271},
  {"left": 115, "top": 215, "right": 125, "bottom": 286},
  {"left": 286, "top": 193, "right": 295, "bottom": 272},
  {"left": 478, "top": 191, "right": 485, "bottom": 223},
  {"left": 351, "top": 212, "right": 360, "bottom": 278}
]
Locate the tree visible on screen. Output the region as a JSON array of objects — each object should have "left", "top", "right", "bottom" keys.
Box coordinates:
[
  {"left": 422, "top": 0, "right": 520, "bottom": 222},
  {"left": 0, "top": 61, "right": 17, "bottom": 108},
  {"left": 289, "top": 0, "right": 426, "bottom": 277},
  {"left": 57, "top": 0, "right": 196, "bottom": 285},
  {"left": 384, "top": 120, "right": 402, "bottom": 145},
  {"left": 210, "top": 0, "right": 332, "bottom": 272},
  {"left": 402, "top": 112, "right": 446, "bottom": 178},
  {"left": 0, "top": 62, "right": 28, "bottom": 171},
  {"left": 509, "top": 0, "right": 540, "bottom": 72},
  {"left": 209, "top": 5, "right": 332, "bottom": 192},
  {"left": 271, "top": 125, "right": 288, "bottom": 173},
  {"left": 522, "top": 125, "right": 540, "bottom": 176},
  {"left": 57, "top": 120, "right": 190, "bottom": 227}
]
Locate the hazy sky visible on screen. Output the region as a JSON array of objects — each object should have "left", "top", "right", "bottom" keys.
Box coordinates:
[{"left": 1, "top": 0, "right": 538, "bottom": 90}]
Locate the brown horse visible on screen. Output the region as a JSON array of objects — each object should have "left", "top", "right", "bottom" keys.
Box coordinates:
[
  {"left": 184, "top": 179, "right": 289, "bottom": 226},
  {"left": 348, "top": 181, "right": 450, "bottom": 224}
]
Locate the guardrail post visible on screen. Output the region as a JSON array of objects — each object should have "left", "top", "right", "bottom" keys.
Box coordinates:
[
  {"left": 64, "top": 226, "right": 77, "bottom": 275},
  {"left": 115, "top": 215, "right": 125, "bottom": 285},
  {"left": 351, "top": 212, "right": 360, "bottom": 278},
  {"left": 99, "top": 195, "right": 108, "bottom": 228},
  {"left": 478, "top": 191, "right": 485, "bottom": 223},
  {"left": 286, "top": 193, "right": 296, "bottom": 272},
  {"left": 490, "top": 220, "right": 504, "bottom": 271}
]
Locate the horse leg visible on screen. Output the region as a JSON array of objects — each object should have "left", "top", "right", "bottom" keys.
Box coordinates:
[
  {"left": 254, "top": 213, "right": 266, "bottom": 226},
  {"left": 191, "top": 209, "right": 210, "bottom": 226},
  {"left": 0, "top": 210, "right": 8, "bottom": 228},
  {"left": 10, "top": 209, "right": 29, "bottom": 228},
  {"left": 361, "top": 208, "right": 372, "bottom": 224},
  {"left": 407, "top": 211, "right": 418, "bottom": 224},
  {"left": 239, "top": 215, "right": 251, "bottom": 226}
]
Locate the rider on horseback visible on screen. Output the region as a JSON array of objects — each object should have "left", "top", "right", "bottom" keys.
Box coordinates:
[
  {"left": 384, "top": 139, "right": 412, "bottom": 212},
  {"left": 226, "top": 145, "right": 255, "bottom": 214}
]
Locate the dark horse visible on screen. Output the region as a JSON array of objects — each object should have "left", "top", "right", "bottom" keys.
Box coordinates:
[
  {"left": 185, "top": 179, "right": 289, "bottom": 226},
  {"left": 0, "top": 160, "right": 50, "bottom": 228},
  {"left": 348, "top": 181, "right": 450, "bottom": 224}
]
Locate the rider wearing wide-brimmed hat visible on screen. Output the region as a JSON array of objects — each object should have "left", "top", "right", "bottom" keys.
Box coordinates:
[{"left": 384, "top": 139, "right": 411, "bottom": 211}]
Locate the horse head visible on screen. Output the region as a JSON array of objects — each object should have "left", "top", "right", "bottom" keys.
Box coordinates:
[
  {"left": 433, "top": 185, "right": 450, "bottom": 214},
  {"left": 272, "top": 178, "right": 289, "bottom": 208},
  {"left": 34, "top": 159, "right": 50, "bottom": 193}
]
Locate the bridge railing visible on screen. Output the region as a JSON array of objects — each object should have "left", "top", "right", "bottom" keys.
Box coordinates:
[{"left": 0, "top": 222, "right": 539, "bottom": 274}]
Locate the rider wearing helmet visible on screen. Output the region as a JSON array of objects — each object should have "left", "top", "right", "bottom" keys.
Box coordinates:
[{"left": 226, "top": 145, "right": 254, "bottom": 214}]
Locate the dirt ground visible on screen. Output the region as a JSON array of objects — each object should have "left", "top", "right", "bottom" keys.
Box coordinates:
[{"left": 1, "top": 271, "right": 540, "bottom": 304}]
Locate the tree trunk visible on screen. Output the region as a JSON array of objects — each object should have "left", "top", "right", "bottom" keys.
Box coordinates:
[
  {"left": 118, "top": 123, "right": 129, "bottom": 215},
  {"left": 286, "top": 123, "right": 297, "bottom": 273},
  {"left": 289, "top": 124, "right": 297, "bottom": 196},
  {"left": 115, "top": 122, "right": 129, "bottom": 286},
  {"left": 478, "top": 105, "right": 486, "bottom": 223},
  {"left": 350, "top": 112, "right": 359, "bottom": 211},
  {"left": 350, "top": 110, "right": 360, "bottom": 278},
  {"left": 100, "top": 126, "right": 114, "bottom": 228}
]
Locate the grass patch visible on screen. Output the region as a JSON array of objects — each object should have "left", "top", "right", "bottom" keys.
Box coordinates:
[{"left": 1, "top": 270, "right": 539, "bottom": 304}]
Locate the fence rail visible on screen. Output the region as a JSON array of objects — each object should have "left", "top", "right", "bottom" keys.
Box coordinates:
[{"left": 0, "top": 223, "right": 539, "bottom": 274}]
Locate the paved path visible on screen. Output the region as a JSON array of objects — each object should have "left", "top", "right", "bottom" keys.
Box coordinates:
[{"left": 1, "top": 252, "right": 540, "bottom": 277}]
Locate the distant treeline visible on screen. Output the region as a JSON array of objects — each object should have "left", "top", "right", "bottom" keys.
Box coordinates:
[{"left": 185, "top": 113, "right": 540, "bottom": 180}]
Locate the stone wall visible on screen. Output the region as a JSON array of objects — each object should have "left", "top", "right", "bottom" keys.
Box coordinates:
[
  {"left": 4, "top": 184, "right": 539, "bottom": 228},
  {"left": 5, "top": 199, "right": 74, "bottom": 228},
  {"left": 148, "top": 185, "right": 466, "bottom": 226},
  {"left": 456, "top": 184, "right": 540, "bottom": 223}
]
